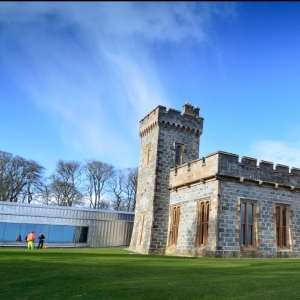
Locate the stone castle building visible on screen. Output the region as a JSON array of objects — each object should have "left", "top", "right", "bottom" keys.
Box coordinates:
[{"left": 129, "top": 103, "right": 300, "bottom": 258}]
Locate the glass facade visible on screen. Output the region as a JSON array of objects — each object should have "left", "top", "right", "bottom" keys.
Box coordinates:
[{"left": 0, "top": 222, "right": 88, "bottom": 243}]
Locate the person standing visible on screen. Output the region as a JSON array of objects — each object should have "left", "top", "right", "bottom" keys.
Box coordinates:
[
  {"left": 37, "top": 233, "right": 45, "bottom": 249},
  {"left": 27, "top": 231, "right": 35, "bottom": 249}
]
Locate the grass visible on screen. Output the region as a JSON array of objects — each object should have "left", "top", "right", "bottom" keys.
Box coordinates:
[{"left": 0, "top": 248, "right": 300, "bottom": 299}]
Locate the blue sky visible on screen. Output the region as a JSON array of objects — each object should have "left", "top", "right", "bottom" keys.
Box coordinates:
[{"left": 1, "top": 2, "right": 300, "bottom": 176}]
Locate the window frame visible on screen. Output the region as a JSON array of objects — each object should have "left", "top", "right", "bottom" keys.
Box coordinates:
[
  {"left": 239, "top": 199, "right": 258, "bottom": 248},
  {"left": 196, "top": 198, "right": 210, "bottom": 247},
  {"left": 174, "top": 143, "right": 183, "bottom": 166},
  {"left": 168, "top": 203, "right": 182, "bottom": 246},
  {"left": 276, "top": 204, "right": 290, "bottom": 249}
]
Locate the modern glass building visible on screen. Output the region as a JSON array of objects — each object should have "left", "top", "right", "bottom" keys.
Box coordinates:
[{"left": 0, "top": 202, "right": 134, "bottom": 248}]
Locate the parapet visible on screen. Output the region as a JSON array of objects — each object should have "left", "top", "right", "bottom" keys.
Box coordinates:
[
  {"left": 169, "top": 150, "right": 300, "bottom": 191},
  {"left": 139, "top": 105, "right": 162, "bottom": 137},
  {"left": 139, "top": 104, "right": 204, "bottom": 137},
  {"left": 182, "top": 102, "right": 200, "bottom": 117},
  {"left": 217, "top": 152, "right": 300, "bottom": 189}
]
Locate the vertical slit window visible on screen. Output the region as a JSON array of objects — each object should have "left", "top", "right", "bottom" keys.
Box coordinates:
[
  {"left": 139, "top": 213, "right": 145, "bottom": 245},
  {"left": 145, "top": 145, "right": 151, "bottom": 167},
  {"left": 175, "top": 144, "right": 182, "bottom": 166}
]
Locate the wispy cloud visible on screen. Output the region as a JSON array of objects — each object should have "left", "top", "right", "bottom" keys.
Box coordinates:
[
  {"left": 250, "top": 140, "right": 300, "bottom": 169},
  {"left": 0, "top": 2, "right": 236, "bottom": 167}
]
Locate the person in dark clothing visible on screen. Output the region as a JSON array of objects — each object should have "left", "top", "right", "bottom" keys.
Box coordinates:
[{"left": 37, "top": 233, "right": 45, "bottom": 249}]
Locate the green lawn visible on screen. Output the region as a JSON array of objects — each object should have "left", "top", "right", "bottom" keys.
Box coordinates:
[{"left": 0, "top": 248, "right": 299, "bottom": 300}]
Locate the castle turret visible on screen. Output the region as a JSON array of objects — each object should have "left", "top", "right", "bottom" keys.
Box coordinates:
[{"left": 129, "top": 103, "right": 204, "bottom": 254}]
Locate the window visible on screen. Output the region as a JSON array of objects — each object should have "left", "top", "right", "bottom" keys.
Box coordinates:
[
  {"left": 169, "top": 204, "right": 181, "bottom": 246},
  {"left": 0, "top": 222, "right": 88, "bottom": 243},
  {"left": 62, "top": 226, "right": 76, "bottom": 243},
  {"left": 3, "top": 223, "right": 21, "bottom": 242},
  {"left": 139, "top": 213, "right": 145, "bottom": 245},
  {"left": 20, "top": 223, "right": 36, "bottom": 241},
  {"left": 76, "top": 226, "right": 88, "bottom": 243},
  {"left": 48, "top": 225, "right": 64, "bottom": 242},
  {"left": 196, "top": 199, "right": 210, "bottom": 246},
  {"left": 35, "top": 224, "right": 50, "bottom": 239},
  {"left": 240, "top": 201, "right": 254, "bottom": 247},
  {"left": 175, "top": 143, "right": 183, "bottom": 165},
  {"left": 145, "top": 144, "right": 151, "bottom": 167},
  {"left": 276, "top": 205, "right": 289, "bottom": 248},
  {"left": 0, "top": 223, "right": 5, "bottom": 241}
]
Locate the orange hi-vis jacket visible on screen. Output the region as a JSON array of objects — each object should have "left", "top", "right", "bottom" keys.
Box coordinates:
[{"left": 27, "top": 233, "right": 35, "bottom": 242}]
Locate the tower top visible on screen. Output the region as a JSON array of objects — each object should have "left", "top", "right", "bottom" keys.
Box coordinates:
[
  {"left": 139, "top": 104, "right": 204, "bottom": 138},
  {"left": 182, "top": 102, "right": 200, "bottom": 117}
]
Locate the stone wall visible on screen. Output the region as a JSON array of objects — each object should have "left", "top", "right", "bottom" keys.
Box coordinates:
[
  {"left": 129, "top": 124, "right": 159, "bottom": 253},
  {"left": 167, "top": 150, "right": 300, "bottom": 257},
  {"left": 218, "top": 180, "right": 300, "bottom": 258},
  {"left": 169, "top": 150, "right": 300, "bottom": 191},
  {"left": 217, "top": 151, "right": 300, "bottom": 189},
  {"left": 215, "top": 151, "right": 300, "bottom": 257},
  {"left": 167, "top": 180, "right": 219, "bottom": 256},
  {"left": 130, "top": 103, "right": 203, "bottom": 254},
  {"left": 169, "top": 154, "right": 218, "bottom": 190},
  {"left": 130, "top": 103, "right": 300, "bottom": 258}
]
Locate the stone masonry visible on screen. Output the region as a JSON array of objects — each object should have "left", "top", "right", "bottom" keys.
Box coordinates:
[
  {"left": 129, "top": 103, "right": 203, "bottom": 254},
  {"left": 130, "top": 103, "right": 300, "bottom": 258}
]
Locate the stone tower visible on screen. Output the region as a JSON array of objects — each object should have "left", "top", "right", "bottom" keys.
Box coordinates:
[{"left": 129, "top": 103, "right": 204, "bottom": 254}]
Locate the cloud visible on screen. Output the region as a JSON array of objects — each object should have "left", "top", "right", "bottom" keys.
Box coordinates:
[
  {"left": 0, "top": 2, "right": 236, "bottom": 167},
  {"left": 250, "top": 140, "right": 300, "bottom": 169}
]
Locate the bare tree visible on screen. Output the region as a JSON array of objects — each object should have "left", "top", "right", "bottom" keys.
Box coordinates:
[
  {"left": 110, "top": 167, "right": 138, "bottom": 212},
  {"left": 49, "top": 160, "right": 83, "bottom": 207},
  {"left": 97, "top": 199, "right": 111, "bottom": 210},
  {"left": 0, "top": 151, "right": 44, "bottom": 203},
  {"left": 84, "top": 160, "right": 114, "bottom": 209},
  {"left": 0, "top": 151, "right": 13, "bottom": 201},
  {"left": 124, "top": 167, "right": 138, "bottom": 212},
  {"left": 110, "top": 168, "right": 126, "bottom": 211},
  {"left": 39, "top": 180, "right": 52, "bottom": 205},
  {"left": 21, "top": 160, "right": 45, "bottom": 203}
]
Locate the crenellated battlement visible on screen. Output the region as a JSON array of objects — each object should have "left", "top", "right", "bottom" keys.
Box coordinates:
[
  {"left": 134, "top": 102, "right": 300, "bottom": 258},
  {"left": 169, "top": 150, "right": 300, "bottom": 191},
  {"left": 139, "top": 103, "right": 204, "bottom": 137}
]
